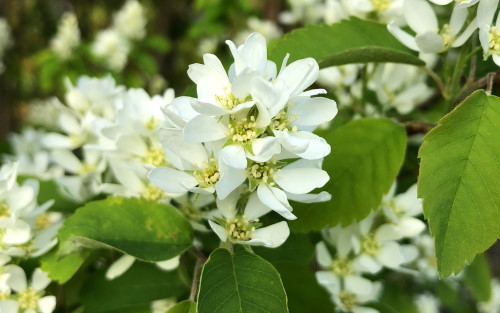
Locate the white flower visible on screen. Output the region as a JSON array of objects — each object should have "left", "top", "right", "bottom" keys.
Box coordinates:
[
  {"left": 151, "top": 298, "right": 177, "bottom": 313},
  {"left": 478, "top": 279, "right": 500, "bottom": 313},
  {"left": 381, "top": 183, "right": 426, "bottom": 238},
  {"left": 112, "top": 0, "right": 147, "bottom": 41},
  {"left": 315, "top": 272, "right": 381, "bottom": 313},
  {"left": 2, "top": 266, "right": 55, "bottom": 313},
  {"left": 208, "top": 187, "right": 290, "bottom": 248},
  {"left": 50, "top": 12, "right": 80, "bottom": 59},
  {"left": 388, "top": 0, "right": 477, "bottom": 53},
  {"left": 415, "top": 293, "right": 440, "bottom": 313},
  {"left": 92, "top": 29, "right": 130, "bottom": 71},
  {"left": 428, "top": 0, "right": 478, "bottom": 7},
  {"left": 479, "top": 8, "right": 500, "bottom": 66}
]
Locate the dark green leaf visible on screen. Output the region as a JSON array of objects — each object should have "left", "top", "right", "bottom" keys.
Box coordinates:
[
  {"left": 81, "top": 262, "right": 187, "bottom": 312},
  {"left": 418, "top": 90, "right": 500, "bottom": 277},
  {"left": 197, "top": 248, "right": 288, "bottom": 313},
  {"left": 268, "top": 18, "right": 424, "bottom": 68},
  {"left": 40, "top": 248, "right": 89, "bottom": 284},
  {"left": 275, "top": 262, "right": 334, "bottom": 313},
  {"left": 144, "top": 35, "right": 171, "bottom": 53},
  {"left": 58, "top": 197, "right": 193, "bottom": 262},
  {"left": 167, "top": 301, "right": 196, "bottom": 313},
  {"left": 290, "top": 118, "right": 407, "bottom": 231},
  {"left": 253, "top": 234, "right": 314, "bottom": 265}
]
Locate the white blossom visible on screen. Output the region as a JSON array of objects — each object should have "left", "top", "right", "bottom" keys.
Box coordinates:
[
  {"left": 92, "top": 29, "right": 131, "bottom": 71},
  {"left": 50, "top": 12, "right": 81, "bottom": 59},
  {"left": 113, "top": 0, "right": 147, "bottom": 41}
]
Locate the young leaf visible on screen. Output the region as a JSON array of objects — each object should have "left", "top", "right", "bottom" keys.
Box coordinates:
[
  {"left": 268, "top": 18, "right": 424, "bottom": 68},
  {"left": 40, "top": 248, "right": 89, "bottom": 284},
  {"left": 418, "top": 90, "right": 500, "bottom": 277},
  {"left": 463, "top": 254, "right": 493, "bottom": 302},
  {"left": 58, "top": 197, "right": 193, "bottom": 262},
  {"left": 290, "top": 118, "right": 407, "bottom": 231},
  {"left": 81, "top": 262, "right": 187, "bottom": 312},
  {"left": 197, "top": 248, "right": 288, "bottom": 313}
]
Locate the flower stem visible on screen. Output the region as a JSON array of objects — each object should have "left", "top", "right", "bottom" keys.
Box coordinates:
[{"left": 189, "top": 247, "right": 207, "bottom": 302}]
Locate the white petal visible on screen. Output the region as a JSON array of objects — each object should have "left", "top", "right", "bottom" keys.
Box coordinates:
[
  {"left": 428, "top": 0, "right": 452, "bottom": 4},
  {"left": 404, "top": 0, "right": 438, "bottom": 32},
  {"left": 345, "top": 275, "right": 373, "bottom": 296},
  {"left": 156, "top": 256, "right": 180, "bottom": 271},
  {"left": 479, "top": 25, "right": 491, "bottom": 53},
  {"left": 105, "top": 255, "right": 136, "bottom": 280},
  {"left": 256, "top": 184, "right": 296, "bottom": 220},
  {"left": 51, "top": 150, "right": 82, "bottom": 173},
  {"left": 400, "top": 244, "right": 419, "bottom": 263},
  {"left": 316, "top": 242, "right": 333, "bottom": 268},
  {"left": 248, "top": 137, "right": 281, "bottom": 162},
  {"left": 415, "top": 31, "right": 445, "bottom": 53},
  {"left": 239, "top": 33, "right": 268, "bottom": 74},
  {"left": 148, "top": 167, "right": 198, "bottom": 193},
  {"left": 248, "top": 221, "right": 290, "bottom": 248},
  {"left": 285, "top": 191, "right": 331, "bottom": 203},
  {"left": 191, "top": 99, "right": 227, "bottom": 116},
  {"left": 220, "top": 145, "right": 247, "bottom": 169},
  {"left": 492, "top": 53, "right": 500, "bottom": 66},
  {"left": 375, "top": 224, "right": 403, "bottom": 242},
  {"left": 4, "top": 220, "right": 31, "bottom": 245},
  {"left": 243, "top": 192, "right": 271, "bottom": 221},
  {"left": 0, "top": 299, "right": 19, "bottom": 313},
  {"left": 477, "top": 0, "right": 499, "bottom": 26},
  {"left": 315, "top": 271, "right": 340, "bottom": 294},
  {"left": 274, "top": 131, "right": 309, "bottom": 154},
  {"left": 290, "top": 132, "right": 331, "bottom": 160},
  {"left": 183, "top": 115, "right": 228, "bottom": 143},
  {"left": 398, "top": 217, "right": 426, "bottom": 238},
  {"left": 277, "top": 58, "right": 319, "bottom": 96},
  {"left": 215, "top": 187, "right": 240, "bottom": 219},
  {"left": 449, "top": 6, "right": 468, "bottom": 35},
  {"left": 31, "top": 269, "right": 51, "bottom": 291},
  {"left": 289, "top": 97, "right": 338, "bottom": 126},
  {"left": 208, "top": 220, "right": 228, "bottom": 242},
  {"left": 377, "top": 241, "right": 404, "bottom": 268},
  {"left": 275, "top": 168, "right": 329, "bottom": 194},
  {"left": 452, "top": 18, "right": 478, "bottom": 47},
  {"left": 215, "top": 163, "right": 247, "bottom": 200},
  {"left": 6, "top": 185, "right": 34, "bottom": 212},
  {"left": 354, "top": 255, "right": 382, "bottom": 274},
  {"left": 38, "top": 296, "right": 56, "bottom": 313},
  {"left": 5, "top": 265, "right": 27, "bottom": 292},
  {"left": 42, "top": 133, "right": 74, "bottom": 149},
  {"left": 387, "top": 22, "right": 419, "bottom": 51}
]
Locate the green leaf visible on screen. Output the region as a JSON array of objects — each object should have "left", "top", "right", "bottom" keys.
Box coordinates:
[
  {"left": 58, "top": 197, "right": 193, "bottom": 262},
  {"left": 268, "top": 18, "right": 424, "bottom": 68},
  {"left": 274, "top": 262, "right": 334, "bottom": 313},
  {"left": 40, "top": 248, "right": 89, "bottom": 284},
  {"left": 418, "top": 90, "right": 500, "bottom": 277},
  {"left": 81, "top": 262, "right": 187, "bottom": 312},
  {"left": 143, "top": 35, "right": 171, "bottom": 53},
  {"left": 167, "top": 301, "right": 196, "bottom": 313},
  {"left": 253, "top": 234, "right": 314, "bottom": 265},
  {"left": 290, "top": 118, "right": 407, "bottom": 231},
  {"left": 197, "top": 248, "right": 288, "bottom": 313},
  {"left": 463, "top": 253, "right": 492, "bottom": 302}
]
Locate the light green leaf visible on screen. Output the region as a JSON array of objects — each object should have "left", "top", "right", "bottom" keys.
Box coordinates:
[
  {"left": 268, "top": 18, "right": 424, "bottom": 68},
  {"left": 463, "top": 254, "right": 492, "bottom": 302},
  {"left": 40, "top": 248, "right": 89, "bottom": 284},
  {"left": 81, "top": 262, "right": 187, "bottom": 312},
  {"left": 167, "top": 301, "right": 196, "bottom": 313},
  {"left": 290, "top": 118, "right": 407, "bottom": 231},
  {"left": 58, "top": 197, "right": 193, "bottom": 262},
  {"left": 418, "top": 90, "right": 500, "bottom": 277},
  {"left": 197, "top": 248, "right": 288, "bottom": 313},
  {"left": 274, "top": 262, "right": 334, "bottom": 313}
]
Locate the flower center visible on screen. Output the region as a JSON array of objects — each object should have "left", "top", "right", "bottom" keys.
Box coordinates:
[
  {"left": 215, "top": 86, "right": 245, "bottom": 110},
  {"left": 361, "top": 235, "right": 380, "bottom": 256},
  {"left": 271, "top": 110, "right": 298, "bottom": 132},
  {"left": 18, "top": 287, "right": 41, "bottom": 311},
  {"left": 0, "top": 203, "right": 11, "bottom": 219},
  {"left": 141, "top": 184, "right": 165, "bottom": 201},
  {"left": 371, "top": 0, "right": 390, "bottom": 12},
  {"left": 193, "top": 158, "right": 220, "bottom": 188},
  {"left": 439, "top": 24, "right": 454, "bottom": 47},
  {"left": 145, "top": 117, "right": 161, "bottom": 131},
  {"left": 35, "top": 213, "right": 51, "bottom": 230},
  {"left": 79, "top": 163, "right": 96, "bottom": 176},
  {"left": 386, "top": 199, "right": 403, "bottom": 214},
  {"left": 489, "top": 26, "right": 500, "bottom": 54},
  {"left": 247, "top": 160, "right": 279, "bottom": 188},
  {"left": 143, "top": 147, "right": 167, "bottom": 167},
  {"left": 331, "top": 257, "right": 353, "bottom": 276},
  {"left": 226, "top": 116, "right": 259, "bottom": 144},
  {"left": 339, "top": 291, "right": 357, "bottom": 310},
  {"left": 225, "top": 216, "right": 257, "bottom": 242}
]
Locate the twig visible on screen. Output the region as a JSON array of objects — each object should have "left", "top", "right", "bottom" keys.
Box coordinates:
[
  {"left": 486, "top": 72, "right": 497, "bottom": 95},
  {"left": 189, "top": 256, "right": 206, "bottom": 301},
  {"left": 404, "top": 121, "right": 436, "bottom": 135},
  {"left": 421, "top": 66, "right": 447, "bottom": 97}
]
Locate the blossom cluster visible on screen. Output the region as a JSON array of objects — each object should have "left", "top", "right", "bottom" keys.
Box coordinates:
[
  {"left": 91, "top": 0, "right": 147, "bottom": 71},
  {"left": 148, "top": 32, "right": 337, "bottom": 248},
  {"left": 50, "top": 12, "right": 81, "bottom": 60},
  {"left": 0, "top": 162, "right": 59, "bottom": 313}
]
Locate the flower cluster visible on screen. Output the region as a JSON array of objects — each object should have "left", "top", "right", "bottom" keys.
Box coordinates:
[
  {"left": 0, "top": 162, "right": 58, "bottom": 313},
  {"left": 315, "top": 184, "right": 429, "bottom": 312},
  {"left": 50, "top": 12, "right": 81, "bottom": 60},
  {"left": 91, "top": 0, "right": 147, "bottom": 71},
  {"left": 148, "top": 32, "right": 337, "bottom": 248}
]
